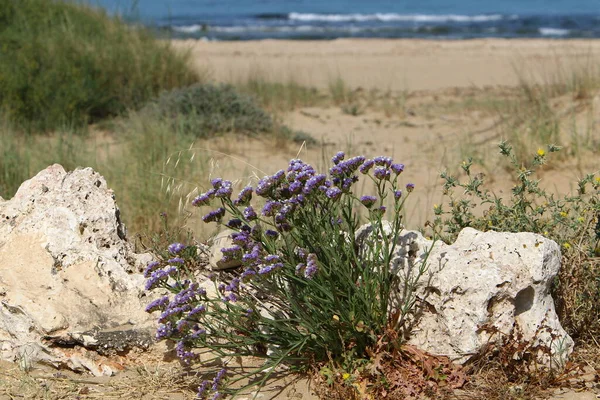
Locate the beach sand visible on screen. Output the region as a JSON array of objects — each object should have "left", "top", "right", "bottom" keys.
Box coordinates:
[
  {"left": 171, "top": 38, "right": 600, "bottom": 233},
  {"left": 175, "top": 38, "right": 600, "bottom": 91}
]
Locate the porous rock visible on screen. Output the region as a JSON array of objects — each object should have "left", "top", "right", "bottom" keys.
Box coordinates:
[
  {"left": 358, "top": 223, "right": 574, "bottom": 367},
  {"left": 0, "top": 165, "right": 155, "bottom": 375},
  {"left": 208, "top": 229, "right": 242, "bottom": 270}
]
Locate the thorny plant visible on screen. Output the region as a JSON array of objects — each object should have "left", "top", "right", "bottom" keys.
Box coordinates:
[
  {"left": 143, "top": 152, "right": 434, "bottom": 398},
  {"left": 433, "top": 140, "right": 600, "bottom": 341}
]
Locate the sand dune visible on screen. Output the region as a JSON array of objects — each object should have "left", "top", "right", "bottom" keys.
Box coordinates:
[{"left": 175, "top": 38, "right": 600, "bottom": 91}]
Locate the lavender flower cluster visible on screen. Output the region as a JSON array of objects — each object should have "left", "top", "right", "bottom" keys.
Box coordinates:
[
  {"left": 190, "top": 153, "right": 412, "bottom": 283},
  {"left": 143, "top": 244, "right": 212, "bottom": 365},
  {"left": 197, "top": 368, "right": 227, "bottom": 400},
  {"left": 144, "top": 152, "right": 415, "bottom": 392}
]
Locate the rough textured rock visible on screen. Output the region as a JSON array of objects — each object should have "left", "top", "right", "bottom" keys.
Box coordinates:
[
  {"left": 0, "top": 165, "right": 155, "bottom": 375},
  {"left": 368, "top": 225, "right": 574, "bottom": 367},
  {"left": 208, "top": 229, "right": 242, "bottom": 270}
]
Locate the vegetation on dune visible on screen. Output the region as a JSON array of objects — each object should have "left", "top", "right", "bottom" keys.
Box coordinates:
[
  {"left": 0, "top": 0, "right": 198, "bottom": 130},
  {"left": 147, "top": 83, "right": 275, "bottom": 137}
]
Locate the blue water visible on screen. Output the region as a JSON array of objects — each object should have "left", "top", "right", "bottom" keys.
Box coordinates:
[{"left": 91, "top": 0, "right": 600, "bottom": 40}]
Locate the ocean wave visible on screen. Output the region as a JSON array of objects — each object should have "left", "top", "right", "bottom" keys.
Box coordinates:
[
  {"left": 287, "top": 12, "right": 504, "bottom": 23},
  {"left": 210, "top": 25, "right": 326, "bottom": 33},
  {"left": 539, "top": 27, "right": 570, "bottom": 36},
  {"left": 172, "top": 24, "right": 205, "bottom": 33}
]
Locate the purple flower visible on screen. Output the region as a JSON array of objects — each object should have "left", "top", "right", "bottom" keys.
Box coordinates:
[
  {"left": 360, "top": 159, "right": 375, "bottom": 174},
  {"left": 360, "top": 195, "right": 377, "bottom": 208},
  {"left": 372, "top": 205, "right": 387, "bottom": 217},
  {"left": 394, "top": 190, "right": 402, "bottom": 200},
  {"left": 406, "top": 183, "right": 415, "bottom": 192},
  {"left": 192, "top": 190, "right": 214, "bottom": 207},
  {"left": 256, "top": 176, "right": 275, "bottom": 196},
  {"left": 288, "top": 194, "right": 305, "bottom": 205},
  {"left": 264, "top": 254, "right": 281, "bottom": 263},
  {"left": 273, "top": 169, "right": 285, "bottom": 182},
  {"left": 374, "top": 167, "right": 391, "bottom": 180},
  {"left": 303, "top": 174, "right": 326, "bottom": 194},
  {"left": 326, "top": 187, "right": 342, "bottom": 200},
  {"left": 329, "top": 165, "right": 344, "bottom": 177},
  {"left": 242, "top": 245, "right": 261, "bottom": 264},
  {"left": 305, "top": 254, "right": 318, "bottom": 279},
  {"left": 145, "top": 267, "right": 177, "bottom": 290},
  {"left": 295, "top": 247, "right": 309, "bottom": 259},
  {"left": 289, "top": 180, "right": 303, "bottom": 194},
  {"left": 215, "top": 182, "right": 233, "bottom": 198},
  {"left": 226, "top": 218, "right": 243, "bottom": 229},
  {"left": 156, "top": 323, "right": 173, "bottom": 340},
  {"left": 258, "top": 263, "right": 283, "bottom": 275},
  {"left": 175, "top": 341, "right": 196, "bottom": 364},
  {"left": 341, "top": 177, "right": 355, "bottom": 190},
  {"left": 168, "top": 257, "right": 184, "bottom": 264},
  {"left": 197, "top": 380, "right": 210, "bottom": 398},
  {"left": 233, "top": 186, "right": 253, "bottom": 206},
  {"left": 373, "top": 156, "right": 393, "bottom": 167},
  {"left": 222, "top": 292, "right": 238, "bottom": 303},
  {"left": 295, "top": 263, "right": 305, "bottom": 275},
  {"left": 221, "top": 245, "right": 242, "bottom": 259},
  {"left": 339, "top": 156, "right": 366, "bottom": 174},
  {"left": 202, "top": 207, "right": 226, "bottom": 223},
  {"left": 143, "top": 261, "right": 161, "bottom": 278},
  {"left": 210, "top": 178, "right": 223, "bottom": 189},
  {"left": 145, "top": 296, "right": 169, "bottom": 313},
  {"left": 391, "top": 163, "right": 405, "bottom": 174},
  {"left": 168, "top": 242, "right": 186, "bottom": 254},
  {"left": 265, "top": 229, "right": 279, "bottom": 239},
  {"left": 262, "top": 201, "right": 282, "bottom": 217},
  {"left": 241, "top": 268, "right": 257, "bottom": 280},
  {"left": 187, "top": 305, "right": 206, "bottom": 319},
  {"left": 231, "top": 232, "right": 250, "bottom": 246},
  {"left": 243, "top": 206, "right": 257, "bottom": 221},
  {"left": 331, "top": 151, "right": 345, "bottom": 165}
]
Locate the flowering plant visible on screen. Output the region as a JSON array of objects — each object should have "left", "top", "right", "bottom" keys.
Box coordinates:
[{"left": 144, "top": 152, "right": 426, "bottom": 398}]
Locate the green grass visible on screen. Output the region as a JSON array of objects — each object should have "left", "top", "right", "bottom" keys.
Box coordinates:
[
  {"left": 0, "top": 0, "right": 199, "bottom": 131},
  {"left": 147, "top": 83, "right": 276, "bottom": 137},
  {"left": 234, "top": 71, "right": 324, "bottom": 113}
]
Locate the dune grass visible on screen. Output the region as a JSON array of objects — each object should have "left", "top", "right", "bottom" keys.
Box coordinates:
[{"left": 0, "top": 0, "right": 199, "bottom": 131}]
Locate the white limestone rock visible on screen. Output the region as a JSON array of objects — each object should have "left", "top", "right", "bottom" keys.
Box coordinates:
[
  {"left": 0, "top": 165, "right": 155, "bottom": 375},
  {"left": 357, "top": 224, "right": 573, "bottom": 367},
  {"left": 208, "top": 229, "right": 243, "bottom": 270}
]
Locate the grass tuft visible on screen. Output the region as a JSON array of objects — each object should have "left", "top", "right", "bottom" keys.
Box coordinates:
[{"left": 0, "top": 0, "right": 199, "bottom": 131}]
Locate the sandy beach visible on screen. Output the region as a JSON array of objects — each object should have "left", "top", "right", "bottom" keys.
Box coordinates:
[
  {"left": 169, "top": 38, "right": 600, "bottom": 231},
  {"left": 175, "top": 38, "right": 600, "bottom": 91}
]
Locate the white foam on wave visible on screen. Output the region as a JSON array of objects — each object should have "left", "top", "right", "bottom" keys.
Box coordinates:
[
  {"left": 173, "top": 24, "right": 203, "bottom": 33},
  {"left": 210, "top": 25, "right": 326, "bottom": 33},
  {"left": 539, "top": 27, "right": 570, "bottom": 36},
  {"left": 288, "top": 12, "right": 504, "bottom": 23}
]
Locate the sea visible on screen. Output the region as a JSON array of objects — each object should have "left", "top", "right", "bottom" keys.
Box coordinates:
[{"left": 91, "top": 0, "right": 600, "bottom": 41}]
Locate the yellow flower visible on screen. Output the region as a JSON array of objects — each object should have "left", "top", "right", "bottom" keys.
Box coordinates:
[
  {"left": 577, "top": 217, "right": 584, "bottom": 223},
  {"left": 537, "top": 148, "right": 546, "bottom": 157},
  {"left": 563, "top": 242, "right": 571, "bottom": 250},
  {"left": 342, "top": 373, "right": 351, "bottom": 380},
  {"left": 560, "top": 211, "right": 568, "bottom": 218}
]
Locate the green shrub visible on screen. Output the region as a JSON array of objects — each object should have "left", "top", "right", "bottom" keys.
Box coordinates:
[
  {"left": 147, "top": 83, "right": 275, "bottom": 137},
  {"left": 143, "top": 153, "right": 430, "bottom": 398},
  {"left": 0, "top": 0, "right": 198, "bottom": 131},
  {"left": 434, "top": 141, "right": 600, "bottom": 341}
]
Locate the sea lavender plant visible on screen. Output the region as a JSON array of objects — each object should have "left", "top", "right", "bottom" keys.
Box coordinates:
[{"left": 144, "top": 152, "right": 430, "bottom": 398}]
